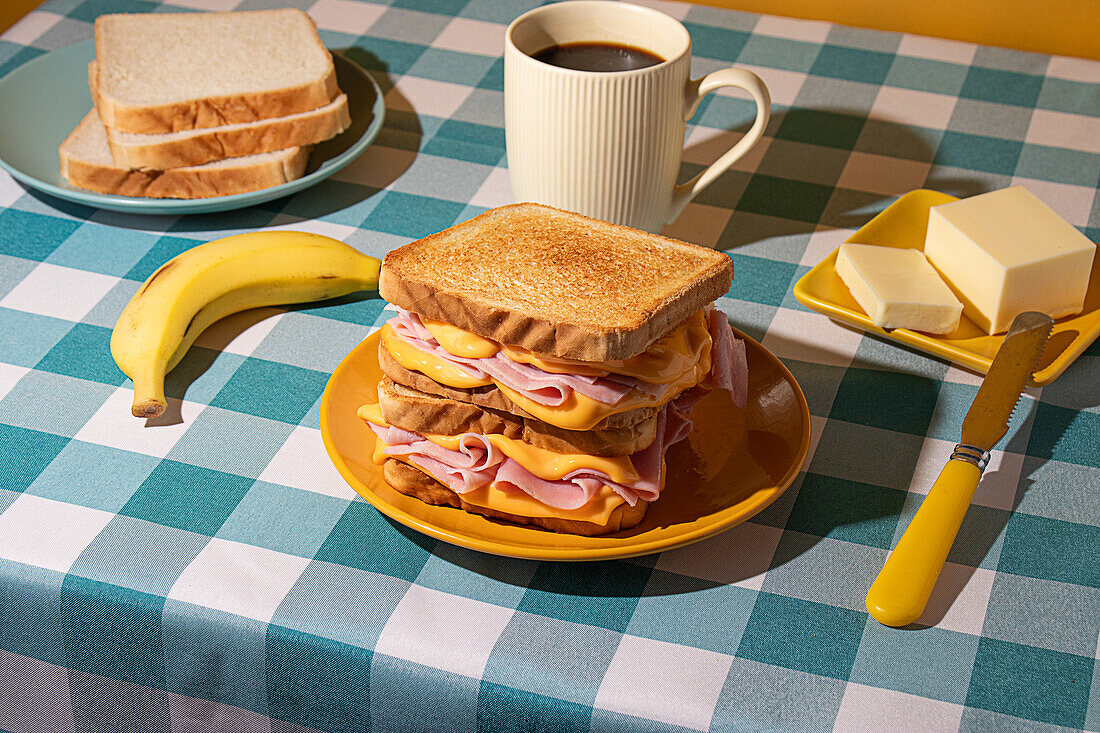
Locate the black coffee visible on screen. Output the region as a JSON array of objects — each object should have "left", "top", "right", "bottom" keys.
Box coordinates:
[{"left": 532, "top": 42, "right": 664, "bottom": 72}]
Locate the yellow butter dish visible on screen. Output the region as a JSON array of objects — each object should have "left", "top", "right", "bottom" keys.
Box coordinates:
[{"left": 792, "top": 189, "right": 1100, "bottom": 385}]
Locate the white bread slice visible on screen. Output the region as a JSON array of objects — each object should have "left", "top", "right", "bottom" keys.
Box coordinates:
[
  {"left": 379, "top": 203, "right": 734, "bottom": 361},
  {"left": 102, "top": 87, "right": 350, "bottom": 169},
  {"left": 59, "top": 110, "right": 309, "bottom": 199},
  {"left": 93, "top": 9, "right": 339, "bottom": 134}
]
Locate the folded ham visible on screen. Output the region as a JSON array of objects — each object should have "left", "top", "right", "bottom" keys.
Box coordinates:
[
  {"left": 385, "top": 306, "right": 747, "bottom": 409},
  {"left": 369, "top": 394, "right": 697, "bottom": 510}
]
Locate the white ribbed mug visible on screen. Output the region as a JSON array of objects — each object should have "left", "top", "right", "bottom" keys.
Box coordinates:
[{"left": 505, "top": 1, "right": 771, "bottom": 233}]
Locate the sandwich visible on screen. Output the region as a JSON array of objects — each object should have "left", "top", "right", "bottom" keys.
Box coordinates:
[{"left": 358, "top": 203, "right": 748, "bottom": 536}]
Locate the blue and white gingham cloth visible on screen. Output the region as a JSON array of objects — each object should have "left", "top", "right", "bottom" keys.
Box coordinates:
[{"left": 1, "top": 1, "right": 1098, "bottom": 731}]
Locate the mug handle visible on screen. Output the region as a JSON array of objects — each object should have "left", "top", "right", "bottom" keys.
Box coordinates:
[{"left": 667, "top": 68, "right": 771, "bottom": 226}]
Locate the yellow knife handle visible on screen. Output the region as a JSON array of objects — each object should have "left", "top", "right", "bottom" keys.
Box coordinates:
[{"left": 865, "top": 458, "right": 983, "bottom": 627}]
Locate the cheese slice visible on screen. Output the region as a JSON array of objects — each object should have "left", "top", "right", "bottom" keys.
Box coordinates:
[
  {"left": 835, "top": 243, "right": 962, "bottom": 334},
  {"left": 423, "top": 310, "right": 712, "bottom": 384},
  {"left": 458, "top": 482, "right": 624, "bottom": 524},
  {"left": 501, "top": 310, "right": 712, "bottom": 384},
  {"left": 421, "top": 317, "right": 499, "bottom": 359},
  {"left": 380, "top": 318, "right": 712, "bottom": 431},
  {"left": 924, "top": 186, "right": 1096, "bottom": 335},
  {"left": 381, "top": 323, "right": 492, "bottom": 389},
  {"left": 361, "top": 404, "right": 627, "bottom": 524},
  {"left": 358, "top": 403, "right": 639, "bottom": 483}
]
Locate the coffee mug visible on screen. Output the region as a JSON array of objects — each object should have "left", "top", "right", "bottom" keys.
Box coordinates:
[{"left": 505, "top": 1, "right": 771, "bottom": 233}]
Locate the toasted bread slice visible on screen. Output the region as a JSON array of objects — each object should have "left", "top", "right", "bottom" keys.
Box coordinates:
[
  {"left": 383, "top": 460, "right": 648, "bottom": 536},
  {"left": 379, "top": 344, "right": 657, "bottom": 430},
  {"left": 379, "top": 203, "right": 733, "bottom": 361},
  {"left": 378, "top": 377, "right": 657, "bottom": 456},
  {"left": 93, "top": 9, "right": 339, "bottom": 134},
  {"left": 59, "top": 110, "right": 309, "bottom": 199}
]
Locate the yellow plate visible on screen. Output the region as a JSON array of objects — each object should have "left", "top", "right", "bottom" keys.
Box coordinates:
[
  {"left": 792, "top": 189, "right": 1100, "bottom": 385},
  {"left": 319, "top": 329, "right": 811, "bottom": 561}
]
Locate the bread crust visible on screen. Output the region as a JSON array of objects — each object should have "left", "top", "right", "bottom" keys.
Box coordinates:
[
  {"left": 378, "top": 377, "right": 657, "bottom": 456},
  {"left": 93, "top": 64, "right": 349, "bottom": 168},
  {"left": 58, "top": 115, "right": 310, "bottom": 199},
  {"left": 383, "top": 459, "right": 648, "bottom": 536},
  {"left": 94, "top": 74, "right": 339, "bottom": 135},
  {"left": 379, "top": 203, "right": 733, "bottom": 361},
  {"left": 379, "top": 344, "right": 657, "bottom": 430}
]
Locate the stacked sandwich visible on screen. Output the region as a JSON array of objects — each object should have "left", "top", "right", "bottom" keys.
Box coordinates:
[
  {"left": 358, "top": 204, "right": 749, "bottom": 536},
  {"left": 59, "top": 9, "right": 350, "bottom": 199}
]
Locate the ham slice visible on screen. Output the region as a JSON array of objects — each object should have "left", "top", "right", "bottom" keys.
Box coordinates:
[
  {"left": 706, "top": 306, "right": 748, "bottom": 408},
  {"left": 389, "top": 309, "right": 630, "bottom": 405},
  {"left": 369, "top": 392, "right": 697, "bottom": 510},
  {"left": 386, "top": 307, "right": 748, "bottom": 408}
]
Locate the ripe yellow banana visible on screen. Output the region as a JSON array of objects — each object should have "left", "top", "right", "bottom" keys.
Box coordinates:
[{"left": 111, "top": 230, "right": 381, "bottom": 418}]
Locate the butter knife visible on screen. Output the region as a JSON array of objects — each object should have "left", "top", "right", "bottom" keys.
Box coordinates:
[{"left": 865, "top": 311, "right": 1054, "bottom": 627}]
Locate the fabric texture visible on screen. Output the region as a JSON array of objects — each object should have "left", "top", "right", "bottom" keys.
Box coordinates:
[{"left": 0, "top": 0, "right": 1097, "bottom": 731}]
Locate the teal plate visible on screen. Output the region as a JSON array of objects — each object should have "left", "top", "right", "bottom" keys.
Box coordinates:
[{"left": 0, "top": 40, "right": 385, "bottom": 215}]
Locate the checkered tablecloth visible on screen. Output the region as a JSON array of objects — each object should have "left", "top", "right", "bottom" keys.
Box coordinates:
[{"left": 1, "top": 0, "right": 1098, "bottom": 731}]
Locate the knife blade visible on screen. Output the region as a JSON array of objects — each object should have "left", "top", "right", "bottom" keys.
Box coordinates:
[
  {"left": 959, "top": 310, "right": 1055, "bottom": 452},
  {"left": 866, "top": 311, "right": 1054, "bottom": 627}
]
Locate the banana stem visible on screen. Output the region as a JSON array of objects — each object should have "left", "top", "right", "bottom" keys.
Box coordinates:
[{"left": 130, "top": 368, "right": 167, "bottom": 418}]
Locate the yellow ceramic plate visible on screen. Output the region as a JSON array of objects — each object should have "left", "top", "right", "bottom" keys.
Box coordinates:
[
  {"left": 792, "top": 189, "right": 1100, "bottom": 385},
  {"left": 319, "top": 329, "right": 811, "bottom": 561}
]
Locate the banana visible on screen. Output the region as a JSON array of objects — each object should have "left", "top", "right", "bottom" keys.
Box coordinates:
[{"left": 111, "top": 230, "right": 381, "bottom": 418}]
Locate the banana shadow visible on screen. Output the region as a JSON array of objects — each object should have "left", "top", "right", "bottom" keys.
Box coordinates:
[{"left": 147, "top": 292, "right": 381, "bottom": 426}]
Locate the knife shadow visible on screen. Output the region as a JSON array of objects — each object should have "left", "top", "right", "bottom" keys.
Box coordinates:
[
  {"left": 901, "top": 359, "right": 1096, "bottom": 629},
  {"left": 904, "top": 470, "right": 1030, "bottom": 630}
]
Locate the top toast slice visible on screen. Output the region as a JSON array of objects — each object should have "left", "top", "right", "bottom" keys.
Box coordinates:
[
  {"left": 379, "top": 203, "right": 733, "bottom": 361},
  {"left": 94, "top": 9, "right": 338, "bottom": 134}
]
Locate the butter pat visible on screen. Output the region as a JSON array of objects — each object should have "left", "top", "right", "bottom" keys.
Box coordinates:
[
  {"left": 836, "top": 243, "right": 963, "bottom": 334},
  {"left": 925, "top": 186, "right": 1096, "bottom": 334}
]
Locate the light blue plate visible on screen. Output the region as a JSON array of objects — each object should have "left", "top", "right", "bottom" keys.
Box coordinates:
[{"left": 0, "top": 40, "right": 385, "bottom": 215}]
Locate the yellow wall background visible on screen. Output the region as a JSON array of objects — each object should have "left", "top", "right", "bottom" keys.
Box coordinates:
[
  {"left": 695, "top": 0, "right": 1099, "bottom": 61},
  {"left": 2, "top": 1, "right": 44, "bottom": 35},
  {"left": 1, "top": 0, "right": 1098, "bottom": 60}
]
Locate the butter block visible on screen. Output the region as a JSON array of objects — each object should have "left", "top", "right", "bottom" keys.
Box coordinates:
[
  {"left": 835, "top": 243, "right": 963, "bottom": 334},
  {"left": 925, "top": 186, "right": 1096, "bottom": 335}
]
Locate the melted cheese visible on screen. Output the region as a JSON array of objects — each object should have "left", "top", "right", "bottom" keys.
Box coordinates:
[
  {"left": 461, "top": 483, "right": 623, "bottom": 524},
  {"left": 381, "top": 323, "right": 492, "bottom": 389},
  {"left": 422, "top": 310, "right": 712, "bottom": 384},
  {"left": 421, "top": 317, "right": 499, "bottom": 358},
  {"left": 502, "top": 310, "right": 712, "bottom": 384},
  {"left": 426, "top": 433, "right": 638, "bottom": 483},
  {"left": 382, "top": 312, "right": 713, "bottom": 431},
  {"left": 361, "top": 405, "right": 626, "bottom": 524},
  {"left": 359, "top": 403, "right": 638, "bottom": 483}
]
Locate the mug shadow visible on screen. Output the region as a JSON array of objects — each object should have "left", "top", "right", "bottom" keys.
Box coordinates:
[{"left": 675, "top": 106, "right": 988, "bottom": 250}]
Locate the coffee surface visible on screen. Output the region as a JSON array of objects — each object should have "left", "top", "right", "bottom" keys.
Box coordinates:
[{"left": 532, "top": 42, "right": 664, "bottom": 72}]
